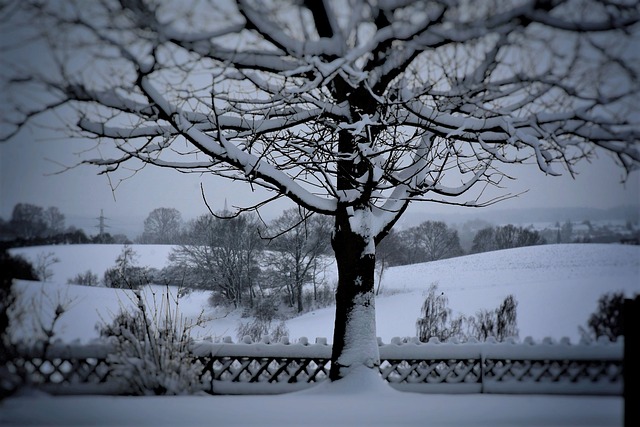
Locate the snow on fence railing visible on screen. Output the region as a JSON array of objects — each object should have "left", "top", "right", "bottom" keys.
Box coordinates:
[{"left": 4, "top": 336, "right": 623, "bottom": 396}]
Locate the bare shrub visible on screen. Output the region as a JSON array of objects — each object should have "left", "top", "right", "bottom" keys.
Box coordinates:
[
  {"left": 236, "top": 297, "right": 289, "bottom": 343},
  {"left": 416, "top": 284, "right": 466, "bottom": 342},
  {"left": 34, "top": 251, "right": 59, "bottom": 282},
  {"left": 67, "top": 270, "right": 99, "bottom": 286},
  {"left": 301, "top": 281, "right": 336, "bottom": 312},
  {"left": 468, "top": 295, "right": 519, "bottom": 341},
  {"left": 579, "top": 292, "right": 632, "bottom": 342},
  {"left": 1, "top": 280, "right": 72, "bottom": 398},
  {"left": 416, "top": 283, "right": 519, "bottom": 342}
]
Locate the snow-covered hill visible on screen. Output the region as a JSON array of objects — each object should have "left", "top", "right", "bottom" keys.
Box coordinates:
[
  {"left": 289, "top": 244, "right": 639, "bottom": 342},
  {"left": 9, "top": 243, "right": 639, "bottom": 344},
  {"left": 10, "top": 244, "right": 174, "bottom": 282}
]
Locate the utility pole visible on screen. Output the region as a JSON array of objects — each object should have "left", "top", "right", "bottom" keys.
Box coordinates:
[{"left": 95, "top": 209, "right": 110, "bottom": 242}]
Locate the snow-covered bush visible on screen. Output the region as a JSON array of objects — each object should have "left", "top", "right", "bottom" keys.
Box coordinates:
[
  {"left": 98, "top": 287, "right": 209, "bottom": 395},
  {"left": 1, "top": 250, "right": 35, "bottom": 398},
  {"left": 102, "top": 245, "right": 154, "bottom": 290},
  {"left": 103, "top": 266, "right": 154, "bottom": 289},
  {"left": 237, "top": 319, "right": 289, "bottom": 343},
  {"left": 1, "top": 254, "right": 71, "bottom": 398}
]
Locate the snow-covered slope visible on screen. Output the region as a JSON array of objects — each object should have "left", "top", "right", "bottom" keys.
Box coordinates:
[
  {"left": 10, "top": 244, "right": 174, "bottom": 283},
  {"left": 383, "top": 244, "right": 639, "bottom": 341},
  {"left": 9, "top": 243, "right": 639, "bottom": 344},
  {"left": 288, "top": 244, "right": 639, "bottom": 342}
]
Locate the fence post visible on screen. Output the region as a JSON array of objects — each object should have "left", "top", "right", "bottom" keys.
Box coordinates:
[
  {"left": 623, "top": 296, "right": 639, "bottom": 427},
  {"left": 480, "top": 352, "right": 484, "bottom": 394}
]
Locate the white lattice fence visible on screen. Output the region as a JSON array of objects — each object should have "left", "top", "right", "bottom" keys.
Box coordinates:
[
  {"left": 4, "top": 336, "right": 623, "bottom": 396},
  {"left": 479, "top": 337, "right": 623, "bottom": 395},
  {"left": 4, "top": 343, "right": 123, "bottom": 395},
  {"left": 193, "top": 336, "right": 623, "bottom": 395}
]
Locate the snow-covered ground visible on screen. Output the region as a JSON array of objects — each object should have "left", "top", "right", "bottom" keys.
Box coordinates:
[
  {"left": 10, "top": 243, "right": 639, "bottom": 344},
  {"left": 0, "top": 387, "right": 623, "bottom": 427},
  {"left": 4, "top": 243, "right": 637, "bottom": 426}
]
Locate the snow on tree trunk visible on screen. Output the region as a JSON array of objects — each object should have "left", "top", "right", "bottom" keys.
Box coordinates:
[
  {"left": 329, "top": 206, "right": 380, "bottom": 381},
  {"left": 4, "top": 0, "right": 639, "bottom": 386}
]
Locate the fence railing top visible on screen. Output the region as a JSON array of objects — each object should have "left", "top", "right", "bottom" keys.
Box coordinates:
[
  {"left": 192, "top": 335, "right": 622, "bottom": 360},
  {"left": 205, "top": 335, "right": 623, "bottom": 346},
  {"left": 13, "top": 335, "right": 623, "bottom": 361}
]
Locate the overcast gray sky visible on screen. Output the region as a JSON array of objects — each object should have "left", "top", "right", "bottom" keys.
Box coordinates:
[
  {"left": 1, "top": 118, "right": 638, "bottom": 237},
  {"left": 0, "top": 3, "right": 638, "bottom": 235}
]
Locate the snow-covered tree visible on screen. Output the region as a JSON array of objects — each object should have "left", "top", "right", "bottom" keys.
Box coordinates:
[
  {"left": 103, "top": 245, "right": 150, "bottom": 289},
  {"left": 1, "top": 1, "right": 639, "bottom": 381}
]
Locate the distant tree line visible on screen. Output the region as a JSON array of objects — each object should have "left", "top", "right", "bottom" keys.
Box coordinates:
[
  {"left": 134, "top": 209, "right": 549, "bottom": 305},
  {"left": 470, "top": 224, "right": 546, "bottom": 254},
  {"left": 83, "top": 208, "right": 334, "bottom": 325},
  {"left": 167, "top": 213, "right": 545, "bottom": 317},
  {"left": 544, "top": 219, "right": 640, "bottom": 245},
  {"left": 137, "top": 205, "right": 638, "bottom": 265},
  {"left": 0, "top": 203, "right": 130, "bottom": 249},
  {"left": 166, "top": 208, "right": 333, "bottom": 315},
  {"left": 1, "top": 203, "right": 70, "bottom": 244},
  {"left": 377, "top": 221, "right": 546, "bottom": 269}
]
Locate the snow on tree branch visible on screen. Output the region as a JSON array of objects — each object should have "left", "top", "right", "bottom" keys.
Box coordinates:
[{"left": 1, "top": 0, "right": 639, "bottom": 232}]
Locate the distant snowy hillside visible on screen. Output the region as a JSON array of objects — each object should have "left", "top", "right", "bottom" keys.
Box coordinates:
[
  {"left": 8, "top": 243, "right": 639, "bottom": 345},
  {"left": 10, "top": 244, "right": 174, "bottom": 283},
  {"left": 288, "top": 244, "right": 639, "bottom": 342}
]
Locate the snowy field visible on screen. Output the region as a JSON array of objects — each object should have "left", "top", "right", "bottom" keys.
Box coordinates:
[
  {"left": 8, "top": 243, "right": 640, "bottom": 344},
  {"left": 0, "top": 386, "right": 623, "bottom": 427},
  {"left": 3, "top": 243, "right": 638, "bottom": 426}
]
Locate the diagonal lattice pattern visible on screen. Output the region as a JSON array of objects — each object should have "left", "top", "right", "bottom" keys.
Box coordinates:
[
  {"left": 484, "top": 359, "right": 623, "bottom": 384},
  {"left": 200, "top": 356, "right": 331, "bottom": 384},
  {"left": 6, "top": 339, "right": 624, "bottom": 395},
  {"left": 380, "top": 359, "right": 482, "bottom": 384},
  {"left": 5, "top": 357, "right": 111, "bottom": 385}
]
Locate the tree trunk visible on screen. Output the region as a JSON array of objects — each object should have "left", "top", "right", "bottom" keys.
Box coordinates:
[
  {"left": 329, "top": 207, "right": 380, "bottom": 381},
  {"left": 296, "top": 282, "right": 303, "bottom": 313},
  {"left": 313, "top": 259, "right": 318, "bottom": 302},
  {"left": 296, "top": 262, "right": 303, "bottom": 313}
]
